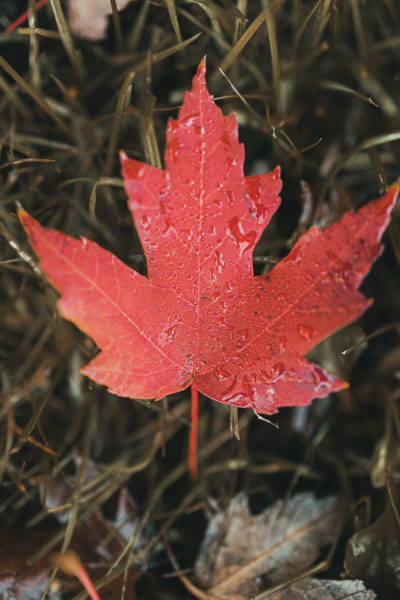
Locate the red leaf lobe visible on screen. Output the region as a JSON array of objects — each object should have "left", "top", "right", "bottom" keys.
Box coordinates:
[{"left": 18, "top": 63, "right": 398, "bottom": 415}]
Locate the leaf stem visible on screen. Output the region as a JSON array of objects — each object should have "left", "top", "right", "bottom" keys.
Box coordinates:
[
  {"left": 189, "top": 385, "right": 198, "bottom": 480},
  {"left": 4, "top": 0, "right": 48, "bottom": 34},
  {"left": 50, "top": 550, "right": 102, "bottom": 600}
]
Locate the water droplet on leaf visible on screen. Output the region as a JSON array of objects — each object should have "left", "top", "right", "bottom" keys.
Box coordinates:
[
  {"left": 228, "top": 217, "right": 257, "bottom": 258},
  {"left": 297, "top": 324, "right": 314, "bottom": 341}
]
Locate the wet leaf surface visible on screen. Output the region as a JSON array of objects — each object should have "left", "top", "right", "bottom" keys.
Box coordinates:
[
  {"left": 0, "top": 517, "right": 139, "bottom": 600},
  {"left": 269, "top": 577, "right": 376, "bottom": 600},
  {"left": 195, "top": 492, "right": 340, "bottom": 599},
  {"left": 0, "top": 530, "right": 62, "bottom": 600},
  {"left": 345, "top": 501, "right": 400, "bottom": 597},
  {"left": 2, "top": 4, "right": 400, "bottom": 599},
  {"left": 18, "top": 63, "right": 398, "bottom": 415}
]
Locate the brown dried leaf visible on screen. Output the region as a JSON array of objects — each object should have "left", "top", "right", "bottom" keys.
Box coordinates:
[
  {"left": 345, "top": 501, "right": 400, "bottom": 597},
  {"left": 66, "top": 0, "right": 133, "bottom": 40},
  {"left": 0, "top": 531, "right": 61, "bottom": 600},
  {"left": 44, "top": 459, "right": 145, "bottom": 558},
  {"left": 195, "top": 492, "right": 339, "bottom": 600},
  {"left": 269, "top": 577, "right": 376, "bottom": 600}
]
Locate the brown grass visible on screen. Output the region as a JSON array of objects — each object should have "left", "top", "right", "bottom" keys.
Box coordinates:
[{"left": 1, "top": 1, "right": 400, "bottom": 598}]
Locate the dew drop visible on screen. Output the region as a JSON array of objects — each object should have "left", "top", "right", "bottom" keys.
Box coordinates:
[
  {"left": 197, "top": 357, "right": 207, "bottom": 369},
  {"left": 218, "top": 299, "right": 229, "bottom": 312},
  {"left": 215, "top": 365, "right": 231, "bottom": 382},
  {"left": 212, "top": 198, "right": 223, "bottom": 209},
  {"left": 158, "top": 198, "right": 173, "bottom": 234},
  {"left": 209, "top": 269, "right": 217, "bottom": 284},
  {"left": 237, "top": 328, "right": 249, "bottom": 346},
  {"left": 312, "top": 366, "right": 331, "bottom": 394},
  {"left": 158, "top": 323, "right": 178, "bottom": 345},
  {"left": 215, "top": 249, "right": 225, "bottom": 274},
  {"left": 183, "top": 116, "right": 197, "bottom": 129},
  {"left": 278, "top": 336, "right": 287, "bottom": 353},
  {"left": 312, "top": 259, "right": 321, "bottom": 269},
  {"left": 221, "top": 390, "right": 244, "bottom": 406},
  {"left": 297, "top": 324, "right": 314, "bottom": 341},
  {"left": 276, "top": 293, "right": 286, "bottom": 304},
  {"left": 140, "top": 215, "right": 151, "bottom": 230},
  {"left": 208, "top": 290, "right": 219, "bottom": 302},
  {"left": 216, "top": 315, "right": 228, "bottom": 329},
  {"left": 226, "top": 190, "right": 235, "bottom": 205},
  {"left": 270, "top": 362, "right": 284, "bottom": 380},
  {"left": 228, "top": 217, "right": 257, "bottom": 258},
  {"left": 168, "top": 136, "right": 182, "bottom": 160},
  {"left": 255, "top": 202, "right": 268, "bottom": 222}
]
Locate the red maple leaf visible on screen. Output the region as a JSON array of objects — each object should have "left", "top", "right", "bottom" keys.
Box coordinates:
[{"left": 19, "top": 61, "right": 398, "bottom": 419}]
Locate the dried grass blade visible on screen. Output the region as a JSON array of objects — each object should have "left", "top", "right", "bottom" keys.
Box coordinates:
[
  {"left": 293, "top": 0, "right": 323, "bottom": 48},
  {"left": 219, "top": 0, "right": 247, "bottom": 22},
  {"left": 126, "top": 0, "right": 150, "bottom": 50},
  {"left": 318, "top": 79, "right": 379, "bottom": 107},
  {"left": 0, "top": 73, "right": 30, "bottom": 117},
  {"left": 49, "top": 0, "right": 85, "bottom": 79},
  {"left": 165, "top": 0, "right": 183, "bottom": 43},
  {"left": 40, "top": 403, "right": 97, "bottom": 600},
  {"left": 320, "top": 131, "right": 400, "bottom": 201},
  {"left": 349, "top": 0, "right": 367, "bottom": 59},
  {"left": 311, "top": 0, "right": 332, "bottom": 45},
  {"left": 0, "top": 56, "right": 70, "bottom": 134},
  {"left": 233, "top": 0, "right": 247, "bottom": 44},
  {"left": 140, "top": 93, "right": 161, "bottom": 168},
  {"left": 105, "top": 71, "right": 135, "bottom": 175},
  {"left": 212, "top": 12, "right": 265, "bottom": 83},
  {"left": 179, "top": 8, "right": 226, "bottom": 48},
  {"left": 28, "top": 0, "right": 41, "bottom": 90},
  {"left": 217, "top": 67, "right": 263, "bottom": 124},
  {"left": 0, "top": 158, "right": 55, "bottom": 170},
  {"left": 14, "top": 27, "right": 60, "bottom": 39},
  {"left": 367, "top": 147, "right": 388, "bottom": 189},
  {"left": 358, "top": 75, "right": 398, "bottom": 117},
  {"left": 134, "top": 33, "right": 202, "bottom": 71},
  {"left": 261, "top": 0, "right": 282, "bottom": 111},
  {"left": 110, "top": 0, "right": 124, "bottom": 50}
]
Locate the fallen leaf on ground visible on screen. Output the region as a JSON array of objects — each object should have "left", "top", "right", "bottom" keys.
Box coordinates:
[
  {"left": 194, "top": 492, "right": 339, "bottom": 599},
  {"left": 18, "top": 61, "right": 398, "bottom": 414},
  {"left": 67, "top": 0, "right": 133, "bottom": 40},
  {"left": 269, "top": 577, "right": 376, "bottom": 599},
  {"left": 345, "top": 500, "right": 400, "bottom": 597},
  {"left": 0, "top": 521, "right": 139, "bottom": 599},
  {"left": 44, "top": 457, "right": 146, "bottom": 559},
  {"left": 0, "top": 531, "right": 58, "bottom": 599}
]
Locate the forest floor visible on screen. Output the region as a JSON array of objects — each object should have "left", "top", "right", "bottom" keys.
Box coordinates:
[{"left": 1, "top": 1, "right": 400, "bottom": 599}]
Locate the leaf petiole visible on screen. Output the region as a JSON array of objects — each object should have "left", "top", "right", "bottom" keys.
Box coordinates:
[{"left": 189, "top": 385, "right": 198, "bottom": 481}]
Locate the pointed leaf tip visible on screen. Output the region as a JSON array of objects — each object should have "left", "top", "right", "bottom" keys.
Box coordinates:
[
  {"left": 271, "top": 165, "right": 281, "bottom": 179},
  {"left": 388, "top": 180, "right": 400, "bottom": 204},
  {"left": 198, "top": 56, "right": 206, "bottom": 73},
  {"left": 193, "top": 58, "right": 207, "bottom": 88},
  {"left": 17, "top": 206, "right": 32, "bottom": 229},
  {"left": 17, "top": 205, "right": 27, "bottom": 218},
  {"left": 371, "top": 181, "right": 399, "bottom": 222}
]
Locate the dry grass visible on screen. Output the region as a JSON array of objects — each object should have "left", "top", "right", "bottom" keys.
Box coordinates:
[{"left": 1, "top": 1, "right": 400, "bottom": 598}]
